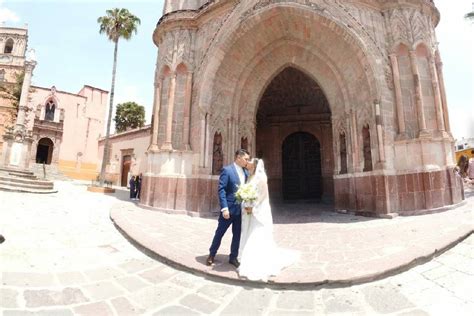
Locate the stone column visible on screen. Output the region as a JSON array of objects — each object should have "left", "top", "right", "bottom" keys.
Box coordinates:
[
  {"left": 409, "top": 50, "right": 429, "bottom": 137},
  {"left": 389, "top": 54, "right": 407, "bottom": 139},
  {"left": 350, "top": 110, "right": 360, "bottom": 172},
  {"left": 429, "top": 57, "right": 445, "bottom": 134},
  {"left": 161, "top": 72, "right": 177, "bottom": 151},
  {"left": 15, "top": 60, "right": 36, "bottom": 132},
  {"left": 149, "top": 77, "right": 162, "bottom": 152},
  {"left": 436, "top": 58, "right": 451, "bottom": 134},
  {"left": 182, "top": 71, "right": 193, "bottom": 151},
  {"left": 374, "top": 100, "right": 386, "bottom": 167},
  {"left": 199, "top": 113, "right": 207, "bottom": 168}
]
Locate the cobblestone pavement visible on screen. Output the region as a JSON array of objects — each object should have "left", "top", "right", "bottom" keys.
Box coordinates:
[{"left": 0, "top": 181, "right": 473, "bottom": 315}]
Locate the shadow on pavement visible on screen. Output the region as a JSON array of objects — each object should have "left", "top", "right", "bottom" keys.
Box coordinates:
[
  {"left": 464, "top": 185, "right": 474, "bottom": 199},
  {"left": 271, "top": 202, "right": 378, "bottom": 224},
  {"left": 102, "top": 185, "right": 379, "bottom": 224},
  {"left": 195, "top": 254, "right": 236, "bottom": 272}
]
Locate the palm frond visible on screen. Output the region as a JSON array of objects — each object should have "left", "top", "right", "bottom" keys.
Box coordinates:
[{"left": 97, "top": 8, "right": 140, "bottom": 43}]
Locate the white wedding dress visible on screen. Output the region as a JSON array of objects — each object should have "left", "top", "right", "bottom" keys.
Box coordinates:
[{"left": 238, "top": 160, "right": 299, "bottom": 281}]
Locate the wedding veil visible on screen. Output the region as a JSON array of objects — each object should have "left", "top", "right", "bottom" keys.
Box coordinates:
[{"left": 252, "top": 159, "right": 273, "bottom": 227}]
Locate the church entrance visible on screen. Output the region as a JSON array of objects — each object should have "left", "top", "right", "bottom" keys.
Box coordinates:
[
  {"left": 255, "top": 67, "right": 333, "bottom": 203},
  {"left": 121, "top": 155, "right": 132, "bottom": 187},
  {"left": 282, "top": 132, "right": 322, "bottom": 200},
  {"left": 35, "top": 138, "right": 54, "bottom": 164}
]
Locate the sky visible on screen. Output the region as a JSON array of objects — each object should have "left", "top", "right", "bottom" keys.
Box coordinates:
[{"left": 0, "top": 0, "right": 473, "bottom": 140}]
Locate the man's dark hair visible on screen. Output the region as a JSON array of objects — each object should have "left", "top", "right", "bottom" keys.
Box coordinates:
[
  {"left": 235, "top": 149, "right": 249, "bottom": 158},
  {"left": 471, "top": 150, "right": 474, "bottom": 155}
]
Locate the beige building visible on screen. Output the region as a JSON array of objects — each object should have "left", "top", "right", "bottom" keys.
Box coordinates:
[
  {"left": 98, "top": 125, "right": 151, "bottom": 186},
  {"left": 141, "top": 0, "right": 462, "bottom": 216},
  {"left": 0, "top": 25, "right": 28, "bottom": 157},
  {"left": 26, "top": 85, "right": 108, "bottom": 180}
]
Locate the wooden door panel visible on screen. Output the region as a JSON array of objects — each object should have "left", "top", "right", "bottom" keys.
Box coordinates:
[{"left": 282, "top": 132, "right": 322, "bottom": 200}]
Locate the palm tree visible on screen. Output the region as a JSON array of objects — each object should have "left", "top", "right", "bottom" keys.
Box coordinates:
[{"left": 97, "top": 8, "right": 140, "bottom": 186}]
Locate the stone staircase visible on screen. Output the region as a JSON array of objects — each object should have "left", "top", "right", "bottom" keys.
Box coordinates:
[
  {"left": 29, "top": 163, "right": 71, "bottom": 181},
  {"left": 0, "top": 167, "right": 57, "bottom": 194}
]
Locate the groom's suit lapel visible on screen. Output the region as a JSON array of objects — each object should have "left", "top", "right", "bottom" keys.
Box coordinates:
[{"left": 230, "top": 164, "right": 240, "bottom": 186}]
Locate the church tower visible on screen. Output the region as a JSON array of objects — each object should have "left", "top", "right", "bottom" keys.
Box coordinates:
[{"left": 0, "top": 25, "right": 28, "bottom": 159}]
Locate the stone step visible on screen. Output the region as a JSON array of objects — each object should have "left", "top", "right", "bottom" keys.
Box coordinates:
[
  {"left": 0, "top": 167, "right": 35, "bottom": 177},
  {"left": 7, "top": 171, "right": 38, "bottom": 179},
  {"left": 0, "top": 175, "right": 53, "bottom": 187},
  {"left": 29, "top": 164, "right": 71, "bottom": 181},
  {"left": 0, "top": 183, "right": 57, "bottom": 194},
  {"left": 0, "top": 179, "right": 54, "bottom": 190}
]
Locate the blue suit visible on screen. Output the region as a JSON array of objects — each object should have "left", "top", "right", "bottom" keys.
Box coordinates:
[{"left": 209, "top": 164, "right": 248, "bottom": 260}]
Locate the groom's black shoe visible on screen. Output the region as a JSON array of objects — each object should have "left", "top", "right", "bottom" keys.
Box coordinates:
[
  {"left": 206, "top": 255, "right": 215, "bottom": 266},
  {"left": 229, "top": 258, "right": 240, "bottom": 268}
]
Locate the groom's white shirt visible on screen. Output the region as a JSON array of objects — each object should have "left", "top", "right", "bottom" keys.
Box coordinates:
[
  {"left": 221, "top": 163, "right": 245, "bottom": 213},
  {"left": 234, "top": 162, "right": 245, "bottom": 186}
]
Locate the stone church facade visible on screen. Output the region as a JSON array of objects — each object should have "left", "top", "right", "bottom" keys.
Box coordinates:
[
  {"left": 0, "top": 26, "right": 28, "bottom": 159},
  {"left": 142, "top": 0, "right": 463, "bottom": 216}
]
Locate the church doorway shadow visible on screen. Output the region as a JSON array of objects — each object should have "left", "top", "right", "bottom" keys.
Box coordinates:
[
  {"left": 106, "top": 186, "right": 135, "bottom": 202},
  {"left": 270, "top": 200, "right": 377, "bottom": 224}
]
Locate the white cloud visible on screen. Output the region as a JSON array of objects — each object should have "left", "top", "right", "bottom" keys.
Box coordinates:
[{"left": 0, "top": 0, "right": 20, "bottom": 24}]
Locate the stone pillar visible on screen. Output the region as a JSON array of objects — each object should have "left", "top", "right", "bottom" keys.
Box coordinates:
[
  {"left": 350, "top": 110, "right": 360, "bottom": 172},
  {"left": 15, "top": 61, "right": 36, "bottom": 132},
  {"left": 435, "top": 59, "right": 451, "bottom": 134},
  {"left": 199, "top": 113, "right": 207, "bottom": 168},
  {"left": 182, "top": 71, "right": 193, "bottom": 151},
  {"left": 429, "top": 57, "right": 445, "bottom": 134},
  {"left": 409, "top": 50, "right": 428, "bottom": 137},
  {"left": 162, "top": 72, "right": 177, "bottom": 151},
  {"left": 149, "top": 77, "right": 162, "bottom": 152},
  {"left": 374, "top": 100, "right": 386, "bottom": 168},
  {"left": 389, "top": 54, "right": 407, "bottom": 139}
]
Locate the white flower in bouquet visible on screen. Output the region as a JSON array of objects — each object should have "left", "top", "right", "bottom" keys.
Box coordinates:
[{"left": 235, "top": 183, "right": 258, "bottom": 206}]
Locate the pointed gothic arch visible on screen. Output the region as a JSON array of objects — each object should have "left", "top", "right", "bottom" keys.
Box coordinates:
[{"left": 4, "top": 38, "right": 13, "bottom": 54}]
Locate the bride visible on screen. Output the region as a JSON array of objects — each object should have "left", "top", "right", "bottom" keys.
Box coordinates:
[{"left": 238, "top": 158, "right": 299, "bottom": 281}]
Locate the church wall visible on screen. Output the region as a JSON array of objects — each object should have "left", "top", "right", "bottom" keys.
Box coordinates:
[
  {"left": 143, "top": 0, "right": 461, "bottom": 216},
  {"left": 163, "top": 0, "right": 207, "bottom": 15}
]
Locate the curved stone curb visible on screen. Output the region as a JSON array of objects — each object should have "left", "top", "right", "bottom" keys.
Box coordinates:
[{"left": 110, "top": 202, "right": 473, "bottom": 289}]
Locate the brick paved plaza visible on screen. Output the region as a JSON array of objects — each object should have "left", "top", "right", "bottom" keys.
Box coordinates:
[{"left": 0, "top": 181, "right": 473, "bottom": 315}]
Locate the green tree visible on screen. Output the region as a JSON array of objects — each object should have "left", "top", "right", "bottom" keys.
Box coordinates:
[
  {"left": 97, "top": 8, "right": 140, "bottom": 186},
  {"left": 114, "top": 101, "right": 145, "bottom": 133}
]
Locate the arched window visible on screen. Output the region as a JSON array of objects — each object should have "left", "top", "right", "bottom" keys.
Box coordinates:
[
  {"left": 241, "top": 137, "right": 248, "bottom": 151},
  {"left": 339, "top": 132, "right": 347, "bottom": 174},
  {"left": 212, "top": 132, "right": 224, "bottom": 175},
  {"left": 362, "top": 125, "right": 373, "bottom": 172},
  {"left": 45, "top": 100, "right": 56, "bottom": 121},
  {"left": 4, "top": 38, "right": 14, "bottom": 54}
]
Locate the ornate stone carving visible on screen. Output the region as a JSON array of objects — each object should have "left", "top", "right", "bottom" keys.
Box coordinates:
[
  {"left": 159, "top": 28, "right": 196, "bottom": 72},
  {"left": 387, "top": 8, "right": 431, "bottom": 48}
]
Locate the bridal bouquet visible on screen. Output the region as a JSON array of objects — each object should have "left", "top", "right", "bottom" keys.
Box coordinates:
[{"left": 235, "top": 183, "right": 258, "bottom": 214}]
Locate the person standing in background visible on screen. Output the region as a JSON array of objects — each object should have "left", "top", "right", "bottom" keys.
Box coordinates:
[{"left": 129, "top": 175, "right": 136, "bottom": 200}]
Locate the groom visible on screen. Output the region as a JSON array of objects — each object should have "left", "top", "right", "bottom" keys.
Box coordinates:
[{"left": 207, "top": 149, "right": 250, "bottom": 268}]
